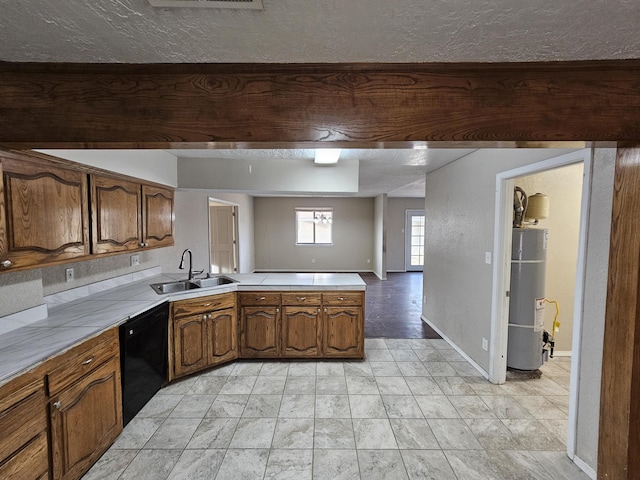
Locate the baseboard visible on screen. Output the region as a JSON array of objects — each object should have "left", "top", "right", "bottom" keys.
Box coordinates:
[
  {"left": 421, "top": 315, "right": 489, "bottom": 380},
  {"left": 552, "top": 350, "right": 573, "bottom": 357},
  {"left": 572, "top": 454, "right": 596, "bottom": 479}
]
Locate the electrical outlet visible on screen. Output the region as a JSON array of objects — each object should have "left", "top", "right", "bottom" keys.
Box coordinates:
[
  {"left": 485, "top": 252, "right": 492, "bottom": 264},
  {"left": 65, "top": 268, "right": 74, "bottom": 282},
  {"left": 311, "top": 258, "right": 316, "bottom": 264},
  {"left": 482, "top": 337, "right": 488, "bottom": 351},
  {"left": 367, "top": 259, "right": 371, "bottom": 264},
  {"left": 130, "top": 254, "right": 140, "bottom": 266}
]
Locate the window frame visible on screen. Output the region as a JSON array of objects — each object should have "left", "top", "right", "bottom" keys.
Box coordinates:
[{"left": 295, "top": 208, "right": 334, "bottom": 246}]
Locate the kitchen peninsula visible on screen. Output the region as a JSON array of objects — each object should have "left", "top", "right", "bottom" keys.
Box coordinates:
[{"left": 0, "top": 271, "right": 365, "bottom": 480}]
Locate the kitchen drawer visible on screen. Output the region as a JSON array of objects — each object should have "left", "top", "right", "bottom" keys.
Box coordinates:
[
  {"left": 0, "top": 380, "right": 46, "bottom": 462},
  {"left": 172, "top": 293, "right": 236, "bottom": 318},
  {"left": 239, "top": 292, "right": 281, "bottom": 306},
  {"left": 0, "top": 432, "right": 49, "bottom": 480},
  {"left": 47, "top": 329, "right": 119, "bottom": 396},
  {"left": 322, "top": 292, "right": 363, "bottom": 306},
  {"left": 282, "top": 292, "right": 321, "bottom": 306}
]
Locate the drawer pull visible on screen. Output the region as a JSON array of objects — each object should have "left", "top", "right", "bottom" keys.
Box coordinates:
[
  {"left": 296, "top": 296, "right": 306, "bottom": 301},
  {"left": 203, "top": 303, "right": 212, "bottom": 307},
  {"left": 337, "top": 297, "right": 346, "bottom": 301},
  {"left": 256, "top": 296, "right": 266, "bottom": 301},
  {"left": 1, "top": 259, "right": 12, "bottom": 268},
  {"left": 53, "top": 401, "right": 61, "bottom": 409},
  {"left": 82, "top": 358, "right": 93, "bottom": 365}
]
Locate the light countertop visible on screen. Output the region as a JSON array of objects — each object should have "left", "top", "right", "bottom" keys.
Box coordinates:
[{"left": 0, "top": 272, "right": 365, "bottom": 386}]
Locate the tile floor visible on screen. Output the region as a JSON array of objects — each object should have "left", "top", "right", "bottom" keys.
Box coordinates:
[{"left": 84, "top": 339, "right": 588, "bottom": 479}]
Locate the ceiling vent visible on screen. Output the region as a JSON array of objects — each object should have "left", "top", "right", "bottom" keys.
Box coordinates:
[{"left": 148, "top": 0, "right": 263, "bottom": 9}]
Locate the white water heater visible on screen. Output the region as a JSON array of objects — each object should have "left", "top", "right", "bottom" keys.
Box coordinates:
[{"left": 507, "top": 228, "right": 547, "bottom": 370}]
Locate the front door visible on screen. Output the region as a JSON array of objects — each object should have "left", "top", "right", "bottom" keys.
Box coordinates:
[{"left": 405, "top": 209, "right": 425, "bottom": 272}]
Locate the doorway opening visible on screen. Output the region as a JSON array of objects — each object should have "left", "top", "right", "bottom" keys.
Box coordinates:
[
  {"left": 489, "top": 149, "right": 591, "bottom": 460},
  {"left": 208, "top": 198, "right": 239, "bottom": 274},
  {"left": 405, "top": 209, "right": 425, "bottom": 272}
]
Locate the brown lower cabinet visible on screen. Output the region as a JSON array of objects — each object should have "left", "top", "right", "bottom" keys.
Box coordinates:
[
  {"left": 0, "top": 375, "right": 49, "bottom": 480},
  {"left": 171, "top": 293, "right": 238, "bottom": 380},
  {"left": 238, "top": 291, "right": 364, "bottom": 360},
  {"left": 48, "top": 329, "right": 122, "bottom": 480}
]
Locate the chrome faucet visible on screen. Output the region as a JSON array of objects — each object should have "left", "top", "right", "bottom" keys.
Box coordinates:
[{"left": 179, "top": 249, "right": 203, "bottom": 280}]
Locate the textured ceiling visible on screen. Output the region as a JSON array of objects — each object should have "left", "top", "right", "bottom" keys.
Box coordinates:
[{"left": 0, "top": 0, "right": 638, "bottom": 63}]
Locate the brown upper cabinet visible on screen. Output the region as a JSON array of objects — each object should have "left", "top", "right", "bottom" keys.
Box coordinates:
[
  {"left": 91, "top": 175, "right": 142, "bottom": 254},
  {"left": 0, "top": 153, "right": 90, "bottom": 271},
  {"left": 91, "top": 176, "right": 174, "bottom": 254},
  {"left": 141, "top": 184, "right": 174, "bottom": 249},
  {"left": 0, "top": 150, "right": 174, "bottom": 273}
]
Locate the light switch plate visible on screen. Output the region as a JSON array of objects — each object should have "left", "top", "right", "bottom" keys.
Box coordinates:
[
  {"left": 485, "top": 252, "right": 492, "bottom": 264},
  {"left": 482, "top": 337, "right": 488, "bottom": 351}
]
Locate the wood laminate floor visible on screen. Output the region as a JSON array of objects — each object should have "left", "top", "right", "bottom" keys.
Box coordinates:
[{"left": 360, "top": 272, "right": 440, "bottom": 339}]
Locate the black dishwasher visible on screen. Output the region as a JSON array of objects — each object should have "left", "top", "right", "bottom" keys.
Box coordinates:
[{"left": 119, "top": 302, "right": 169, "bottom": 426}]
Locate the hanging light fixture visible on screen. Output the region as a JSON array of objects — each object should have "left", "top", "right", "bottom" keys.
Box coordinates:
[{"left": 313, "top": 212, "right": 333, "bottom": 224}]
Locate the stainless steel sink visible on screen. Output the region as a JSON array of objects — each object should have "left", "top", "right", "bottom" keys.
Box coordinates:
[
  {"left": 150, "top": 280, "right": 201, "bottom": 294},
  {"left": 150, "top": 276, "right": 237, "bottom": 294},
  {"left": 194, "top": 276, "right": 237, "bottom": 288}
]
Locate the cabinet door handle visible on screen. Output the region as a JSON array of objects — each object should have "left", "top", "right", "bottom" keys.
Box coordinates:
[
  {"left": 1, "top": 260, "right": 12, "bottom": 268},
  {"left": 53, "top": 401, "right": 61, "bottom": 409},
  {"left": 139, "top": 242, "right": 148, "bottom": 247},
  {"left": 82, "top": 358, "right": 93, "bottom": 365},
  {"left": 256, "top": 296, "right": 266, "bottom": 301},
  {"left": 296, "top": 297, "right": 306, "bottom": 302},
  {"left": 276, "top": 308, "right": 280, "bottom": 313},
  {"left": 324, "top": 308, "right": 327, "bottom": 313}
]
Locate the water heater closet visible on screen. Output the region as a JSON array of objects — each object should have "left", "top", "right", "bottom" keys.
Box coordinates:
[{"left": 507, "top": 187, "right": 550, "bottom": 371}]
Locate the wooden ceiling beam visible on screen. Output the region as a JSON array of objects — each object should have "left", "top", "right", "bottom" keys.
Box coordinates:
[{"left": 0, "top": 60, "right": 638, "bottom": 147}]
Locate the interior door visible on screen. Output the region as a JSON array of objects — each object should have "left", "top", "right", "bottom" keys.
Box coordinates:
[
  {"left": 405, "top": 209, "right": 425, "bottom": 271},
  {"left": 209, "top": 203, "right": 237, "bottom": 274}
]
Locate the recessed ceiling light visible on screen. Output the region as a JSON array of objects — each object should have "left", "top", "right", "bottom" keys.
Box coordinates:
[{"left": 314, "top": 149, "right": 341, "bottom": 164}]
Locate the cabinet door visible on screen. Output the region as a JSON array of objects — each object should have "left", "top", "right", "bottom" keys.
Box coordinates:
[
  {"left": 281, "top": 306, "right": 321, "bottom": 357},
  {"left": 173, "top": 314, "right": 207, "bottom": 378},
  {"left": 207, "top": 308, "right": 238, "bottom": 366},
  {"left": 240, "top": 306, "right": 280, "bottom": 357},
  {"left": 323, "top": 307, "right": 364, "bottom": 358},
  {"left": 90, "top": 175, "right": 142, "bottom": 254},
  {"left": 49, "top": 357, "right": 122, "bottom": 480},
  {"left": 141, "top": 184, "right": 174, "bottom": 248},
  {"left": 0, "top": 157, "right": 89, "bottom": 271}
]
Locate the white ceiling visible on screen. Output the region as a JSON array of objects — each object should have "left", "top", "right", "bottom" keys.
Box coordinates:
[
  {"left": 7, "top": 1, "right": 632, "bottom": 196},
  {"left": 1, "top": 0, "right": 638, "bottom": 63}
]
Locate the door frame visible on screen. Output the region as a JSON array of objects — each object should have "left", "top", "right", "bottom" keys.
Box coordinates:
[
  {"left": 208, "top": 197, "right": 239, "bottom": 274},
  {"left": 405, "top": 209, "right": 425, "bottom": 272},
  {"left": 488, "top": 148, "right": 592, "bottom": 459}
]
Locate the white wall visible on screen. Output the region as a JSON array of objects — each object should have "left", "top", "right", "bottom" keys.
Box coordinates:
[
  {"left": 516, "top": 163, "right": 584, "bottom": 353},
  {"left": 387, "top": 198, "right": 425, "bottom": 272},
  {"left": 573, "top": 147, "right": 614, "bottom": 471},
  {"left": 36, "top": 149, "right": 178, "bottom": 187},
  {"left": 373, "top": 194, "right": 388, "bottom": 279},
  {"left": 422, "top": 148, "right": 578, "bottom": 371},
  {"left": 164, "top": 190, "right": 255, "bottom": 275},
  {"left": 253, "top": 197, "right": 374, "bottom": 272}
]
